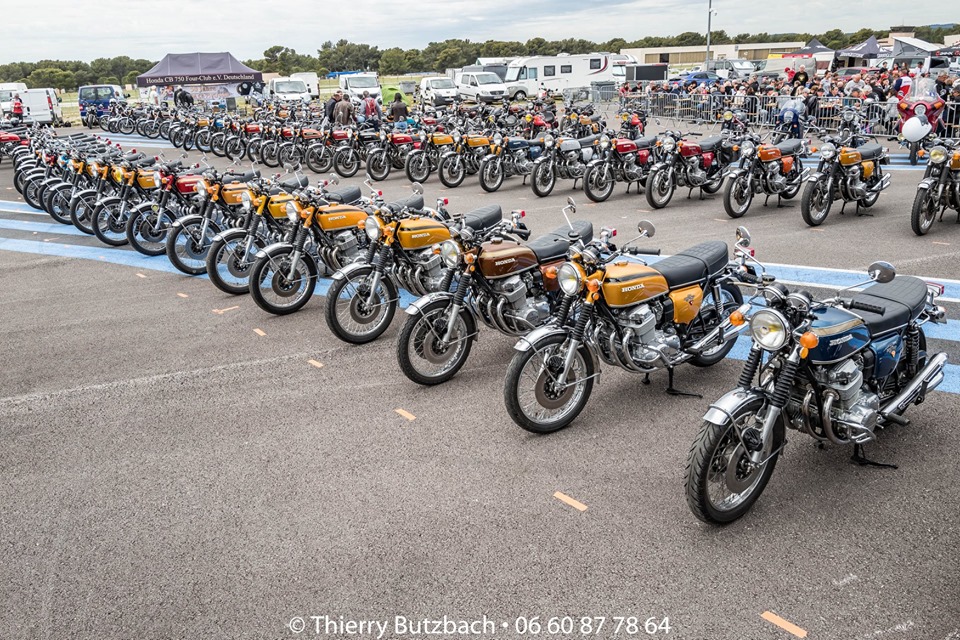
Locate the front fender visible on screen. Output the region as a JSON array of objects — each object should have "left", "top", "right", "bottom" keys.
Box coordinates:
[
  {"left": 806, "top": 171, "right": 823, "bottom": 183},
  {"left": 170, "top": 213, "right": 204, "bottom": 230},
  {"left": 253, "top": 241, "right": 294, "bottom": 261},
  {"left": 211, "top": 227, "right": 249, "bottom": 244},
  {"left": 649, "top": 161, "right": 667, "bottom": 172},
  {"left": 585, "top": 158, "right": 605, "bottom": 169},
  {"left": 439, "top": 150, "right": 458, "bottom": 161},
  {"left": 513, "top": 325, "right": 572, "bottom": 352},
  {"left": 916, "top": 177, "right": 938, "bottom": 190},
  {"left": 702, "top": 387, "right": 768, "bottom": 425},
  {"left": 331, "top": 260, "right": 372, "bottom": 281},
  {"left": 726, "top": 168, "right": 746, "bottom": 180},
  {"left": 405, "top": 291, "right": 455, "bottom": 316}
]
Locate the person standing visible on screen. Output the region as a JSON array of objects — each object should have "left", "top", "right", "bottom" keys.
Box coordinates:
[
  {"left": 324, "top": 90, "right": 342, "bottom": 123},
  {"left": 793, "top": 65, "right": 809, "bottom": 87},
  {"left": 332, "top": 94, "right": 355, "bottom": 126},
  {"left": 389, "top": 93, "right": 409, "bottom": 130},
  {"left": 11, "top": 94, "right": 24, "bottom": 122},
  {"left": 148, "top": 86, "right": 160, "bottom": 107}
]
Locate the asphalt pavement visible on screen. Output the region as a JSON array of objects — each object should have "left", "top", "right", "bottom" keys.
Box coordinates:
[{"left": 1, "top": 127, "right": 959, "bottom": 640}]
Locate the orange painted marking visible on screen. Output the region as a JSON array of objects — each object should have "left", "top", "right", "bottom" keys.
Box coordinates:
[
  {"left": 761, "top": 611, "right": 807, "bottom": 638},
  {"left": 253, "top": 328, "right": 266, "bottom": 336},
  {"left": 176, "top": 293, "right": 189, "bottom": 298},
  {"left": 553, "top": 491, "right": 588, "bottom": 512},
  {"left": 212, "top": 305, "right": 240, "bottom": 315},
  {"left": 307, "top": 359, "right": 324, "bottom": 368},
  {"left": 394, "top": 408, "right": 416, "bottom": 422}
]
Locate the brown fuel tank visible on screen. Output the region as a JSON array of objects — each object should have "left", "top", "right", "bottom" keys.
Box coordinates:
[
  {"left": 601, "top": 262, "right": 669, "bottom": 308},
  {"left": 478, "top": 241, "right": 538, "bottom": 279},
  {"left": 395, "top": 217, "right": 451, "bottom": 249}
]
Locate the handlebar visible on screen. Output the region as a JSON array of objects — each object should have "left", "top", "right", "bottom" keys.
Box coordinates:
[{"left": 627, "top": 247, "right": 661, "bottom": 256}]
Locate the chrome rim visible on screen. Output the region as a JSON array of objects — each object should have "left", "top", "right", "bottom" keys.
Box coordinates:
[
  {"left": 407, "top": 308, "right": 468, "bottom": 378},
  {"left": 333, "top": 275, "right": 391, "bottom": 337},
  {"left": 515, "top": 342, "right": 588, "bottom": 426},
  {"left": 174, "top": 225, "right": 214, "bottom": 268},
  {"left": 255, "top": 256, "right": 311, "bottom": 309},
  {"left": 706, "top": 415, "right": 767, "bottom": 512}
]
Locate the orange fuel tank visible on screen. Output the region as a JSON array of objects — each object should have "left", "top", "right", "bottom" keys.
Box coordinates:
[
  {"left": 316, "top": 205, "right": 367, "bottom": 232},
  {"left": 266, "top": 193, "right": 296, "bottom": 219},
  {"left": 839, "top": 148, "right": 862, "bottom": 166},
  {"left": 601, "top": 262, "right": 669, "bottom": 308},
  {"left": 669, "top": 285, "right": 704, "bottom": 325},
  {"left": 395, "top": 217, "right": 452, "bottom": 249}
]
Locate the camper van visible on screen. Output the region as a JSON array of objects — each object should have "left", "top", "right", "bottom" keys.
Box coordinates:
[
  {"left": 266, "top": 77, "right": 311, "bottom": 102},
  {"left": 0, "top": 82, "right": 29, "bottom": 116},
  {"left": 456, "top": 71, "right": 508, "bottom": 103},
  {"left": 338, "top": 73, "right": 382, "bottom": 103},
  {"left": 503, "top": 53, "right": 633, "bottom": 99}
]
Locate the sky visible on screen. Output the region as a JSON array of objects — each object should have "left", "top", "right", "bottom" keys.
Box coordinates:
[{"left": 5, "top": 0, "right": 953, "bottom": 63}]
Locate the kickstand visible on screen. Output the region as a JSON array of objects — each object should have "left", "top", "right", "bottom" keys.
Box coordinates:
[
  {"left": 764, "top": 194, "right": 771, "bottom": 207},
  {"left": 642, "top": 373, "right": 651, "bottom": 386},
  {"left": 851, "top": 443, "right": 898, "bottom": 469},
  {"left": 856, "top": 200, "right": 873, "bottom": 217},
  {"left": 687, "top": 188, "right": 694, "bottom": 199},
  {"left": 665, "top": 368, "right": 702, "bottom": 398}
]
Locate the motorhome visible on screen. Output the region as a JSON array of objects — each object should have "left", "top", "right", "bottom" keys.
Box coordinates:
[
  {"left": 503, "top": 53, "right": 635, "bottom": 99},
  {"left": 338, "top": 73, "right": 382, "bottom": 103},
  {"left": 266, "top": 77, "right": 311, "bottom": 102}
]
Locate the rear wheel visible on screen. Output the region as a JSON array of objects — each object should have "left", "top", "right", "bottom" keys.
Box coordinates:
[
  {"left": 910, "top": 188, "right": 938, "bottom": 236},
  {"left": 701, "top": 172, "right": 723, "bottom": 194},
  {"left": 800, "top": 178, "right": 832, "bottom": 227}
]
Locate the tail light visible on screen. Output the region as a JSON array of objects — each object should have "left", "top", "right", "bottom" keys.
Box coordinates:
[
  {"left": 927, "top": 282, "right": 945, "bottom": 296},
  {"left": 518, "top": 210, "right": 525, "bottom": 217},
  {"left": 441, "top": 198, "right": 449, "bottom": 205}
]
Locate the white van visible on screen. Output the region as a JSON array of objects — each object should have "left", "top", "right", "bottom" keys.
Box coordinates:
[
  {"left": 504, "top": 54, "right": 630, "bottom": 99},
  {"left": 419, "top": 76, "right": 458, "bottom": 106},
  {"left": 456, "top": 71, "right": 508, "bottom": 103},
  {"left": 291, "top": 72, "right": 319, "bottom": 98},
  {"left": 338, "top": 73, "right": 382, "bottom": 103},
  {"left": 0, "top": 82, "right": 29, "bottom": 116},
  {"left": 266, "top": 77, "right": 311, "bottom": 102},
  {"left": 22, "top": 88, "right": 64, "bottom": 125}
]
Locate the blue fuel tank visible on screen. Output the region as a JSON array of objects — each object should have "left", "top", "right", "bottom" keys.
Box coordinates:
[{"left": 808, "top": 306, "right": 871, "bottom": 364}]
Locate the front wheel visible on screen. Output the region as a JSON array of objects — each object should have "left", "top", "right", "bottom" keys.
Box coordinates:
[
  {"left": 723, "top": 175, "right": 753, "bottom": 218},
  {"left": 45, "top": 184, "right": 74, "bottom": 225},
  {"left": 909, "top": 142, "right": 919, "bottom": 166},
  {"left": 396, "top": 300, "right": 474, "bottom": 386},
  {"left": 685, "top": 411, "right": 783, "bottom": 525},
  {"left": 166, "top": 220, "right": 217, "bottom": 275},
  {"left": 126, "top": 206, "right": 175, "bottom": 256},
  {"left": 800, "top": 178, "right": 832, "bottom": 227},
  {"left": 92, "top": 198, "right": 131, "bottom": 246},
  {"left": 405, "top": 151, "right": 431, "bottom": 183},
  {"left": 479, "top": 156, "right": 504, "bottom": 193},
  {"left": 69, "top": 192, "right": 98, "bottom": 234},
  {"left": 503, "top": 333, "right": 595, "bottom": 434},
  {"left": 584, "top": 163, "right": 615, "bottom": 203},
  {"left": 305, "top": 144, "right": 333, "bottom": 174},
  {"left": 249, "top": 249, "right": 318, "bottom": 315},
  {"left": 531, "top": 161, "right": 556, "bottom": 197},
  {"left": 324, "top": 267, "right": 398, "bottom": 344},
  {"left": 209, "top": 234, "right": 265, "bottom": 294},
  {"left": 333, "top": 147, "right": 360, "bottom": 178},
  {"left": 437, "top": 155, "right": 465, "bottom": 188},
  {"left": 911, "top": 188, "right": 938, "bottom": 236},
  {"left": 645, "top": 167, "right": 675, "bottom": 209},
  {"left": 365, "top": 149, "right": 391, "bottom": 181}
]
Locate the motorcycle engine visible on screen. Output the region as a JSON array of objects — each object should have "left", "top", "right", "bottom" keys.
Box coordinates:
[
  {"left": 565, "top": 153, "right": 585, "bottom": 178},
  {"left": 685, "top": 156, "right": 707, "bottom": 186},
  {"left": 334, "top": 230, "right": 362, "bottom": 263},
  {"left": 844, "top": 165, "right": 867, "bottom": 200},
  {"left": 765, "top": 160, "right": 787, "bottom": 192},
  {"left": 515, "top": 149, "right": 533, "bottom": 172},
  {"left": 813, "top": 359, "right": 880, "bottom": 440},
  {"left": 618, "top": 302, "right": 680, "bottom": 366},
  {"left": 495, "top": 274, "right": 549, "bottom": 329}
]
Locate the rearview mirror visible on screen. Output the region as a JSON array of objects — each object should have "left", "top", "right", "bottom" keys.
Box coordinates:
[
  {"left": 411, "top": 182, "right": 424, "bottom": 194},
  {"left": 736, "top": 226, "right": 751, "bottom": 247},
  {"left": 328, "top": 173, "right": 339, "bottom": 185},
  {"left": 566, "top": 196, "right": 576, "bottom": 212},
  {"left": 867, "top": 261, "right": 895, "bottom": 284},
  {"left": 638, "top": 220, "right": 656, "bottom": 238}
]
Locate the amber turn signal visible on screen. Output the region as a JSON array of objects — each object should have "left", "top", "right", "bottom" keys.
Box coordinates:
[
  {"left": 729, "top": 310, "right": 745, "bottom": 326},
  {"left": 586, "top": 279, "right": 601, "bottom": 293},
  {"left": 464, "top": 252, "right": 476, "bottom": 264},
  {"left": 799, "top": 331, "right": 819, "bottom": 349},
  {"left": 800, "top": 347, "right": 810, "bottom": 359},
  {"left": 544, "top": 266, "right": 558, "bottom": 279}
]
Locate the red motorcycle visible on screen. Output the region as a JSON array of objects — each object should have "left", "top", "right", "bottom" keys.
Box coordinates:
[
  {"left": 897, "top": 77, "right": 945, "bottom": 166},
  {"left": 645, "top": 130, "right": 736, "bottom": 209}
]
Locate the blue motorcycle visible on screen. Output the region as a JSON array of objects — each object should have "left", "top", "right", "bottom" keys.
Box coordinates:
[
  {"left": 478, "top": 132, "right": 544, "bottom": 192},
  {"left": 686, "top": 227, "right": 948, "bottom": 524},
  {"left": 772, "top": 98, "right": 808, "bottom": 143}
]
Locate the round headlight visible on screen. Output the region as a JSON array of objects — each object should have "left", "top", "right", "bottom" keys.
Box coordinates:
[
  {"left": 557, "top": 262, "right": 583, "bottom": 295},
  {"left": 494, "top": 133, "right": 503, "bottom": 145},
  {"left": 453, "top": 130, "right": 462, "bottom": 142},
  {"left": 153, "top": 171, "right": 161, "bottom": 186},
  {"left": 749, "top": 309, "right": 789, "bottom": 351},
  {"left": 741, "top": 141, "right": 755, "bottom": 157},
  {"left": 439, "top": 239, "right": 461, "bottom": 268},
  {"left": 285, "top": 201, "right": 298, "bottom": 222},
  {"left": 544, "top": 133, "right": 554, "bottom": 147},
  {"left": 723, "top": 110, "right": 733, "bottom": 121},
  {"left": 842, "top": 109, "right": 855, "bottom": 122},
  {"left": 241, "top": 190, "right": 252, "bottom": 210},
  {"left": 914, "top": 104, "right": 927, "bottom": 117},
  {"left": 600, "top": 135, "right": 611, "bottom": 149},
  {"left": 782, "top": 110, "right": 794, "bottom": 122},
  {"left": 929, "top": 145, "right": 948, "bottom": 164},
  {"left": 820, "top": 142, "right": 836, "bottom": 159},
  {"left": 379, "top": 130, "right": 386, "bottom": 141},
  {"left": 364, "top": 216, "right": 382, "bottom": 240},
  {"left": 621, "top": 113, "right": 629, "bottom": 121},
  {"left": 661, "top": 137, "right": 676, "bottom": 152},
  {"left": 195, "top": 182, "right": 208, "bottom": 199},
  {"left": 418, "top": 131, "right": 427, "bottom": 141}
]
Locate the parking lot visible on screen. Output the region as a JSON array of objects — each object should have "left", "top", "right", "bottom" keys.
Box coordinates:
[{"left": 2, "top": 128, "right": 960, "bottom": 639}]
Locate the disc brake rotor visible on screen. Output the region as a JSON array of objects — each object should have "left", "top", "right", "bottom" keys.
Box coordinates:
[
  {"left": 721, "top": 441, "right": 756, "bottom": 493},
  {"left": 533, "top": 355, "right": 576, "bottom": 410},
  {"left": 270, "top": 264, "right": 300, "bottom": 297},
  {"left": 348, "top": 291, "right": 379, "bottom": 323}
]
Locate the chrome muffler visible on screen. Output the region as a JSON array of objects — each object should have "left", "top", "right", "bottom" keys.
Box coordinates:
[{"left": 881, "top": 352, "right": 947, "bottom": 418}]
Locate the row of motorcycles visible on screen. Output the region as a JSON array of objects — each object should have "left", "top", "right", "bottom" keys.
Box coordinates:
[{"left": 5, "top": 127, "right": 952, "bottom": 526}]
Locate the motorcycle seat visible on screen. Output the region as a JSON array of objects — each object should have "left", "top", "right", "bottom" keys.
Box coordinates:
[
  {"left": 634, "top": 135, "right": 658, "bottom": 149},
  {"left": 462, "top": 204, "right": 502, "bottom": 231},
  {"left": 278, "top": 175, "right": 309, "bottom": 191},
  {"left": 856, "top": 143, "right": 884, "bottom": 160},
  {"left": 324, "top": 185, "right": 361, "bottom": 204},
  {"left": 775, "top": 140, "right": 803, "bottom": 155},
  {"left": 698, "top": 136, "right": 723, "bottom": 152},
  {"left": 384, "top": 193, "right": 425, "bottom": 213},
  {"left": 527, "top": 220, "right": 594, "bottom": 263},
  {"left": 577, "top": 134, "right": 601, "bottom": 147},
  {"left": 850, "top": 276, "right": 928, "bottom": 336},
  {"left": 135, "top": 157, "right": 156, "bottom": 168},
  {"left": 654, "top": 241, "right": 729, "bottom": 289}
]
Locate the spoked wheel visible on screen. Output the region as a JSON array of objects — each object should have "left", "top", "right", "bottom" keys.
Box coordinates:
[
  {"left": 70, "top": 193, "right": 98, "bottom": 234},
  {"left": 800, "top": 178, "right": 832, "bottom": 227},
  {"left": 278, "top": 144, "right": 302, "bottom": 168},
  {"left": 166, "top": 221, "right": 217, "bottom": 275},
  {"left": 405, "top": 152, "right": 431, "bottom": 183},
  {"left": 209, "top": 132, "right": 227, "bottom": 157},
  {"left": 195, "top": 130, "right": 213, "bottom": 153},
  {"left": 306, "top": 145, "right": 334, "bottom": 174},
  {"left": 259, "top": 141, "right": 280, "bottom": 168},
  {"left": 324, "top": 267, "right": 398, "bottom": 344},
  {"left": 225, "top": 137, "right": 246, "bottom": 161},
  {"left": 249, "top": 249, "right": 318, "bottom": 315},
  {"left": 119, "top": 119, "right": 135, "bottom": 135},
  {"left": 92, "top": 199, "right": 131, "bottom": 246},
  {"left": 438, "top": 155, "right": 466, "bottom": 188},
  {"left": 22, "top": 179, "right": 43, "bottom": 210},
  {"left": 531, "top": 161, "right": 556, "bottom": 197},
  {"left": 685, "top": 410, "right": 783, "bottom": 525},
  {"left": 911, "top": 189, "right": 938, "bottom": 236},
  {"left": 366, "top": 150, "right": 391, "bottom": 181},
  {"left": 479, "top": 157, "right": 504, "bottom": 193},
  {"left": 126, "top": 207, "right": 175, "bottom": 256},
  {"left": 334, "top": 148, "right": 360, "bottom": 178},
  {"left": 723, "top": 175, "right": 753, "bottom": 218},
  {"left": 45, "top": 186, "right": 74, "bottom": 225},
  {"left": 396, "top": 300, "right": 474, "bottom": 385},
  {"left": 645, "top": 167, "right": 675, "bottom": 209},
  {"left": 503, "top": 334, "right": 595, "bottom": 434},
  {"left": 583, "top": 163, "right": 614, "bottom": 202},
  {"left": 687, "top": 283, "right": 743, "bottom": 367},
  {"left": 208, "top": 235, "right": 262, "bottom": 294}
]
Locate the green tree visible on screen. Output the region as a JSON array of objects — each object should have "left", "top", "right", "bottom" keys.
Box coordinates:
[
  {"left": 25, "top": 67, "right": 76, "bottom": 90},
  {"left": 379, "top": 48, "right": 408, "bottom": 75}
]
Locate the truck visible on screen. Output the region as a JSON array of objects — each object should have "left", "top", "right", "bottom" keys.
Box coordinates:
[
  {"left": 502, "top": 53, "right": 635, "bottom": 99},
  {"left": 0, "top": 82, "right": 28, "bottom": 116},
  {"left": 290, "top": 72, "right": 319, "bottom": 98},
  {"left": 265, "top": 77, "right": 311, "bottom": 102},
  {"left": 21, "top": 88, "right": 64, "bottom": 125},
  {"left": 338, "top": 73, "right": 382, "bottom": 103}
]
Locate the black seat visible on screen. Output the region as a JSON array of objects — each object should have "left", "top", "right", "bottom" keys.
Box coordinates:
[
  {"left": 528, "top": 220, "right": 594, "bottom": 263},
  {"left": 324, "top": 185, "right": 361, "bottom": 204},
  {"left": 654, "top": 241, "right": 729, "bottom": 289},
  {"left": 775, "top": 139, "right": 803, "bottom": 155},
  {"left": 463, "top": 204, "right": 502, "bottom": 230},
  {"left": 279, "top": 175, "right": 308, "bottom": 191},
  {"left": 698, "top": 136, "right": 723, "bottom": 152},
  {"left": 577, "top": 134, "right": 601, "bottom": 147},
  {"left": 850, "top": 276, "right": 928, "bottom": 336},
  {"left": 634, "top": 135, "right": 658, "bottom": 149},
  {"left": 856, "top": 143, "right": 883, "bottom": 160},
  {"left": 385, "top": 193, "right": 425, "bottom": 212}
]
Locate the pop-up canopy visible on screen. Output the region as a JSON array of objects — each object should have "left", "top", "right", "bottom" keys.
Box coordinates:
[
  {"left": 836, "top": 36, "right": 883, "bottom": 59},
  {"left": 783, "top": 38, "right": 833, "bottom": 58},
  {"left": 137, "top": 52, "right": 262, "bottom": 87}
]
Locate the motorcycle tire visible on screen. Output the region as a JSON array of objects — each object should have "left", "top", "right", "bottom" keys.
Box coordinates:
[
  {"left": 503, "top": 333, "right": 595, "bottom": 434},
  {"left": 249, "top": 249, "right": 318, "bottom": 315},
  {"left": 723, "top": 175, "right": 753, "bottom": 219},
  {"left": 69, "top": 192, "right": 98, "bottom": 234},
  {"left": 645, "top": 167, "right": 675, "bottom": 209},
  {"left": 323, "top": 266, "right": 398, "bottom": 344},
  {"left": 45, "top": 183, "right": 75, "bottom": 225},
  {"left": 909, "top": 142, "right": 919, "bottom": 166},
  {"left": 800, "top": 179, "right": 832, "bottom": 227},
  {"left": 224, "top": 136, "right": 247, "bottom": 162},
  {"left": 259, "top": 140, "right": 280, "bottom": 168},
  {"left": 305, "top": 145, "right": 333, "bottom": 174},
  {"left": 91, "top": 197, "right": 132, "bottom": 246},
  {"left": 333, "top": 147, "right": 360, "bottom": 178},
  {"left": 396, "top": 299, "right": 475, "bottom": 386},
  {"left": 910, "top": 188, "right": 937, "bottom": 236},
  {"left": 405, "top": 151, "right": 431, "bottom": 184},
  {"left": 245, "top": 138, "right": 262, "bottom": 163},
  {"left": 583, "top": 164, "right": 614, "bottom": 203},
  {"left": 531, "top": 162, "right": 556, "bottom": 198},
  {"left": 207, "top": 234, "right": 263, "bottom": 295},
  {"left": 126, "top": 206, "right": 176, "bottom": 256},
  {"left": 166, "top": 220, "right": 217, "bottom": 275},
  {"left": 479, "top": 157, "right": 504, "bottom": 193},
  {"left": 688, "top": 283, "right": 744, "bottom": 367},
  {"left": 22, "top": 178, "right": 43, "bottom": 210},
  {"left": 119, "top": 119, "right": 135, "bottom": 135},
  {"left": 438, "top": 155, "right": 466, "bottom": 188},
  {"left": 365, "top": 149, "right": 391, "bottom": 182}
]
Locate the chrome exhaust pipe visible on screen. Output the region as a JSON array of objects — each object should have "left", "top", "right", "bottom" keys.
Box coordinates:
[
  {"left": 689, "top": 304, "right": 750, "bottom": 354},
  {"left": 881, "top": 352, "right": 947, "bottom": 418},
  {"left": 821, "top": 390, "right": 849, "bottom": 445},
  {"left": 870, "top": 173, "right": 891, "bottom": 192}
]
